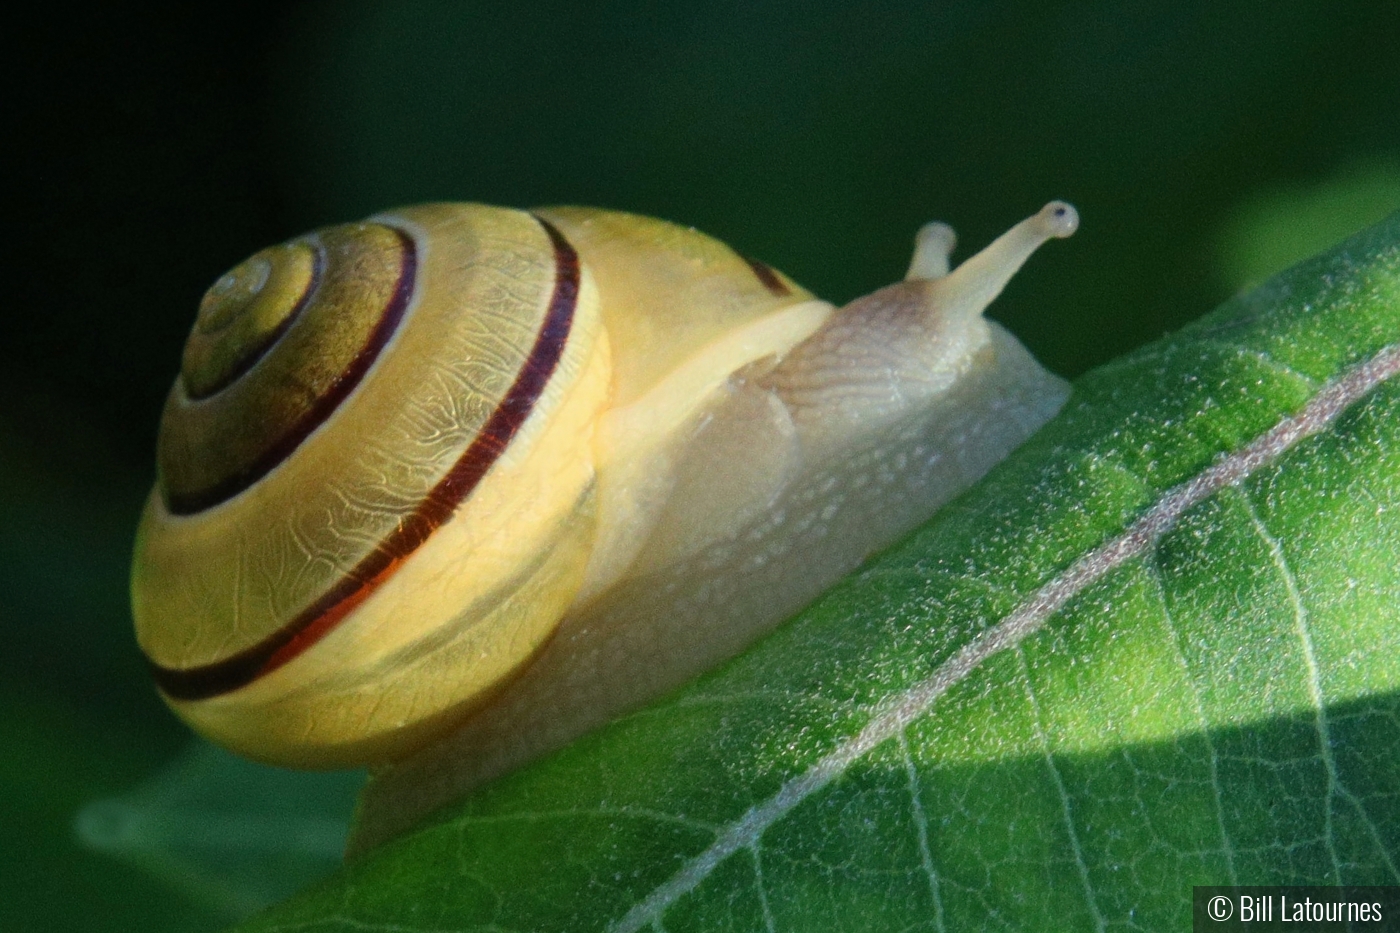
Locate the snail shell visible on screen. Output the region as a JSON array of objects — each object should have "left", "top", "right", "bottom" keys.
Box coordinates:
[{"left": 132, "top": 201, "right": 1077, "bottom": 795}]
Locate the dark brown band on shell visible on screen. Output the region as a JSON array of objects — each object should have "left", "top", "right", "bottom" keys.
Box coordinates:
[
  {"left": 164, "top": 229, "right": 416, "bottom": 515},
  {"left": 150, "top": 217, "right": 581, "bottom": 701},
  {"left": 742, "top": 256, "right": 791, "bottom": 297}
]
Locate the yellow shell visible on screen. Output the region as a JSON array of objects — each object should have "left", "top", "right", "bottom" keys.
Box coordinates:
[{"left": 133, "top": 200, "right": 1078, "bottom": 774}]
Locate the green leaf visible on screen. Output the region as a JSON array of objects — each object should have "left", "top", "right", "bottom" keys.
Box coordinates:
[
  {"left": 75, "top": 741, "right": 363, "bottom": 918},
  {"left": 233, "top": 213, "right": 1400, "bottom": 931}
]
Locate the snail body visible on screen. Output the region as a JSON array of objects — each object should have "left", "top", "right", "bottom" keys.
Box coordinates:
[{"left": 132, "top": 201, "right": 1077, "bottom": 807}]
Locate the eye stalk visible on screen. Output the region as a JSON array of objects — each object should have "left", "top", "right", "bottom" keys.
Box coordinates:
[
  {"left": 906, "top": 221, "right": 958, "bottom": 280},
  {"left": 914, "top": 200, "right": 1079, "bottom": 333}
]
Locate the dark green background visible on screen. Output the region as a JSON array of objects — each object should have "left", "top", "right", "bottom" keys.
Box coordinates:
[{"left": 4, "top": 2, "right": 1399, "bottom": 930}]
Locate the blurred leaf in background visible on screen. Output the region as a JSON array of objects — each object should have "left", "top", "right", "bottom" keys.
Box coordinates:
[
  {"left": 3, "top": 0, "right": 1399, "bottom": 930},
  {"left": 75, "top": 743, "right": 362, "bottom": 919},
  {"left": 1217, "top": 159, "right": 1400, "bottom": 290}
]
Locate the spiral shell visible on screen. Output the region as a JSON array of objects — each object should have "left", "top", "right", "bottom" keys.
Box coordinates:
[{"left": 134, "top": 206, "right": 616, "bottom": 765}]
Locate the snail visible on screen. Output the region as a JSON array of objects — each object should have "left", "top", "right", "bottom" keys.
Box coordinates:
[{"left": 132, "top": 200, "right": 1077, "bottom": 841}]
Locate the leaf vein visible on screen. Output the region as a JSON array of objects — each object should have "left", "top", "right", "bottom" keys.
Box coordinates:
[
  {"left": 1018, "top": 646, "right": 1106, "bottom": 933},
  {"left": 750, "top": 845, "right": 777, "bottom": 933},
  {"left": 1240, "top": 492, "right": 1400, "bottom": 883},
  {"left": 1149, "top": 554, "right": 1240, "bottom": 885},
  {"left": 898, "top": 730, "right": 946, "bottom": 933}
]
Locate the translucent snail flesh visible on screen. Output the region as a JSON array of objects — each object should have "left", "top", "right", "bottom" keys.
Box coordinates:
[{"left": 132, "top": 201, "right": 1077, "bottom": 841}]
